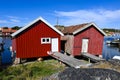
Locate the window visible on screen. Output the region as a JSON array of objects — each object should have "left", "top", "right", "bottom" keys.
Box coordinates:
[
  {"left": 42, "top": 39, "right": 46, "bottom": 42},
  {"left": 41, "top": 38, "right": 51, "bottom": 44}
]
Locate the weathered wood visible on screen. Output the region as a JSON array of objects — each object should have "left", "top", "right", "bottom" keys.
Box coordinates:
[
  {"left": 81, "top": 53, "right": 105, "bottom": 62},
  {"left": 47, "top": 52, "right": 90, "bottom": 68}
]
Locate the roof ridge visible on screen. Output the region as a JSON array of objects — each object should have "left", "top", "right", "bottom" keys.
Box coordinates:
[
  {"left": 61, "top": 23, "right": 90, "bottom": 34},
  {"left": 61, "top": 22, "right": 106, "bottom": 36},
  {"left": 65, "top": 23, "right": 90, "bottom": 27},
  {"left": 11, "top": 17, "right": 64, "bottom": 37}
]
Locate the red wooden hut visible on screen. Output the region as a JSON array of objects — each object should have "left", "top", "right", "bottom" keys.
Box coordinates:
[
  {"left": 11, "top": 17, "right": 64, "bottom": 59},
  {"left": 60, "top": 23, "right": 106, "bottom": 56}
]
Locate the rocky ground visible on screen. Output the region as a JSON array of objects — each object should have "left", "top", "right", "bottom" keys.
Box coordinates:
[
  {"left": 90, "top": 59, "right": 120, "bottom": 72},
  {"left": 59, "top": 68, "right": 120, "bottom": 80},
  {"left": 43, "top": 59, "right": 120, "bottom": 80}
]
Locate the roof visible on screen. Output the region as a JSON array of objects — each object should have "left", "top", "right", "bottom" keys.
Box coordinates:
[
  {"left": 62, "top": 23, "right": 106, "bottom": 36},
  {"left": 11, "top": 17, "right": 64, "bottom": 37},
  {"left": 62, "top": 23, "right": 89, "bottom": 34},
  {"left": 2, "top": 28, "right": 11, "bottom": 33},
  {"left": 1, "top": 28, "right": 17, "bottom": 33}
]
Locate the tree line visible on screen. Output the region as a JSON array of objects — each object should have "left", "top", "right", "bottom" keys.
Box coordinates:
[
  {"left": 103, "top": 28, "right": 120, "bottom": 33},
  {"left": 2, "top": 26, "right": 22, "bottom": 30}
]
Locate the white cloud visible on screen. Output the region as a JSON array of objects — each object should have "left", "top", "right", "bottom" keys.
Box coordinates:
[
  {"left": 7, "top": 16, "right": 29, "bottom": 20},
  {"left": 10, "top": 19, "right": 20, "bottom": 23},
  {"left": 7, "top": 16, "right": 20, "bottom": 23},
  {"left": 0, "top": 16, "right": 30, "bottom": 27},
  {"left": 7, "top": 16, "right": 19, "bottom": 19},
  {"left": 0, "top": 20, "right": 8, "bottom": 23},
  {"left": 54, "top": 9, "right": 120, "bottom": 28}
]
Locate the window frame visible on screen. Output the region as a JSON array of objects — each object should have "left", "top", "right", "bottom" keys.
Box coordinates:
[{"left": 41, "top": 37, "right": 51, "bottom": 44}]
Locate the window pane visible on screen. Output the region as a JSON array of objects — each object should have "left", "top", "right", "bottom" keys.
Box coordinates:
[
  {"left": 46, "top": 38, "right": 49, "bottom": 42},
  {"left": 42, "top": 39, "right": 45, "bottom": 42}
]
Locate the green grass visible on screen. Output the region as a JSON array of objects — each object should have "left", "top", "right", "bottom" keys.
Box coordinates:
[{"left": 0, "top": 59, "right": 65, "bottom": 80}]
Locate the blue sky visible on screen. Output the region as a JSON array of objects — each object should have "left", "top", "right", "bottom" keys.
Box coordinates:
[{"left": 0, "top": 0, "right": 120, "bottom": 29}]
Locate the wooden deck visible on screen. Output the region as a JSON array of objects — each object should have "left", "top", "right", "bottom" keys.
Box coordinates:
[
  {"left": 81, "top": 53, "right": 105, "bottom": 62},
  {"left": 47, "top": 52, "right": 90, "bottom": 68}
]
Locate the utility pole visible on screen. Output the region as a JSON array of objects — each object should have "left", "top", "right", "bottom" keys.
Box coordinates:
[{"left": 56, "top": 17, "right": 59, "bottom": 26}]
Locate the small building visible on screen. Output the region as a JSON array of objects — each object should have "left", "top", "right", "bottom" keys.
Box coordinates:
[
  {"left": 60, "top": 23, "right": 106, "bottom": 56},
  {"left": 1, "top": 28, "right": 17, "bottom": 36},
  {"left": 11, "top": 17, "right": 64, "bottom": 59}
]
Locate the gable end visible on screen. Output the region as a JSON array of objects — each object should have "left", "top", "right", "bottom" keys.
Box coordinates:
[
  {"left": 11, "top": 17, "right": 64, "bottom": 37},
  {"left": 73, "top": 23, "right": 106, "bottom": 36}
]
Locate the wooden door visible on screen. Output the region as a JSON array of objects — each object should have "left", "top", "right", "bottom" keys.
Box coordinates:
[
  {"left": 51, "top": 38, "right": 59, "bottom": 52},
  {"left": 81, "top": 39, "right": 89, "bottom": 53}
]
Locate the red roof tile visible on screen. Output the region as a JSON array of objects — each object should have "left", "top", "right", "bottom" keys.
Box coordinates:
[
  {"left": 1, "top": 28, "right": 17, "bottom": 33},
  {"left": 62, "top": 23, "right": 89, "bottom": 34}
]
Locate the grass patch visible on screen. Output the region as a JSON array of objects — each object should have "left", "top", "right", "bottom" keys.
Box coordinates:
[{"left": 0, "top": 59, "right": 65, "bottom": 80}]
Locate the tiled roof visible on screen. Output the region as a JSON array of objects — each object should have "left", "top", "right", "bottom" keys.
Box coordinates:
[
  {"left": 57, "top": 22, "right": 106, "bottom": 36},
  {"left": 2, "top": 28, "right": 11, "bottom": 32},
  {"left": 11, "top": 29, "right": 17, "bottom": 33},
  {"left": 62, "top": 23, "right": 89, "bottom": 34},
  {"left": 1, "top": 28, "right": 17, "bottom": 33}
]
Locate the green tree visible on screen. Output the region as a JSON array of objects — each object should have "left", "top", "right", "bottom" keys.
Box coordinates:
[
  {"left": 54, "top": 25, "right": 65, "bottom": 31},
  {"left": 12, "top": 26, "right": 21, "bottom": 30}
]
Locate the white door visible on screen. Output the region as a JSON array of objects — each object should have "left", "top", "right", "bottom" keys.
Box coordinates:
[
  {"left": 81, "top": 39, "right": 89, "bottom": 53},
  {"left": 51, "top": 38, "right": 59, "bottom": 52}
]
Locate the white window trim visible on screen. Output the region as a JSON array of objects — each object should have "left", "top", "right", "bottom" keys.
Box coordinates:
[{"left": 41, "top": 38, "right": 51, "bottom": 44}]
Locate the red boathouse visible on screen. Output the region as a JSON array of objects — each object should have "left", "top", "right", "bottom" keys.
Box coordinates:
[
  {"left": 59, "top": 23, "right": 106, "bottom": 56},
  {"left": 11, "top": 17, "right": 64, "bottom": 59}
]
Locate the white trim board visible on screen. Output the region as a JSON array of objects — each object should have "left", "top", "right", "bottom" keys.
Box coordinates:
[
  {"left": 73, "top": 22, "right": 106, "bottom": 36},
  {"left": 11, "top": 17, "right": 64, "bottom": 37}
]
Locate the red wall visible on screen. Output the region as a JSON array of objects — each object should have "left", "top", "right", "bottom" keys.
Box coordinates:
[
  {"left": 73, "top": 26, "right": 104, "bottom": 56},
  {"left": 13, "top": 21, "right": 61, "bottom": 58},
  {"left": 12, "top": 38, "right": 16, "bottom": 52}
]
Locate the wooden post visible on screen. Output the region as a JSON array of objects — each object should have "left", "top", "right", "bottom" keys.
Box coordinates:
[
  {"left": 14, "top": 58, "right": 20, "bottom": 64},
  {"left": 99, "top": 55, "right": 103, "bottom": 58},
  {"left": 37, "top": 57, "right": 43, "bottom": 61},
  {"left": 0, "top": 55, "right": 1, "bottom": 65},
  {"left": 88, "top": 58, "right": 90, "bottom": 63},
  {"left": 119, "top": 43, "right": 120, "bottom": 50}
]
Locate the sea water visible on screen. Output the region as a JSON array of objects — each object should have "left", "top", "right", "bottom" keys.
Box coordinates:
[
  {"left": 0, "top": 37, "right": 12, "bottom": 64},
  {"left": 103, "top": 36, "right": 120, "bottom": 60}
]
